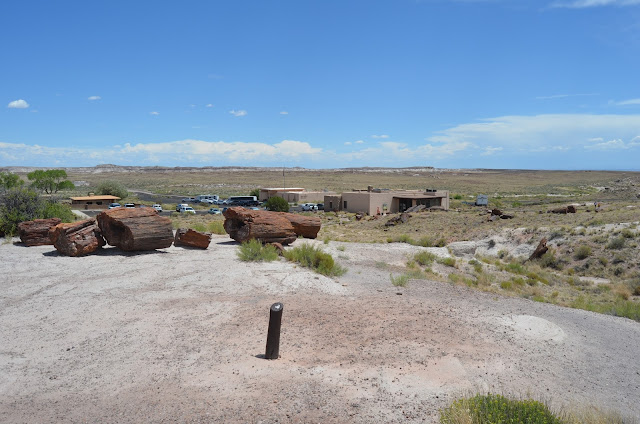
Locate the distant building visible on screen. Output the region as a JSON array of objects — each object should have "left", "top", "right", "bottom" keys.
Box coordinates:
[
  {"left": 475, "top": 194, "right": 488, "bottom": 206},
  {"left": 259, "top": 187, "right": 335, "bottom": 204},
  {"left": 70, "top": 195, "right": 120, "bottom": 209},
  {"left": 324, "top": 186, "right": 449, "bottom": 215}
]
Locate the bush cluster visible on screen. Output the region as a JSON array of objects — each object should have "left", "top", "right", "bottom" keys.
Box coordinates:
[
  {"left": 95, "top": 180, "right": 129, "bottom": 200},
  {"left": 265, "top": 196, "right": 289, "bottom": 212},
  {"left": 237, "top": 239, "right": 279, "bottom": 262},
  {"left": 0, "top": 188, "right": 74, "bottom": 236},
  {"left": 283, "top": 243, "right": 346, "bottom": 276}
]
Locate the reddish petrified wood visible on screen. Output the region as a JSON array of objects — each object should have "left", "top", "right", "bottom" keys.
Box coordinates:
[
  {"left": 223, "top": 207, "right": 297, "bottom": 245},
  {"left": 529, "top": 238, "right": 549, "bottom": 261},
  {"left": 280, "top": 213, "right": 321, "bottom": 239},
  {"left": 96, "top": 208, "right": 173, "bottom": 251},
  {"left": 50, "top": 219, "right": 105, "bottom": 257},
  {"left": 17, "top": 218, "right": 62, "bottom": 246},
  {"left": 174, "top": 228, "right": 212, "bottom": 249}
]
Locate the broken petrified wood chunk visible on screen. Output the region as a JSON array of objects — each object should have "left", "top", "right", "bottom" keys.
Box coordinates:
[
  {"left": 50, "top": 219, "right": 105, "bottom": 257},
  {"left": 528, "top": 237, "right": 549, "bottom": 261},
  {"left": 174, "top": 228, "right": 212, "bottom": 249},
  {"left": 223, "top": 207, "right": 297, "bottom": 245},
  {"left": 385, "top": 213, "right": 411, "bottom": 227},
  {"left": 491, "top": 209, "right": 503, "bottom": 216},
  {"left": 96, "top": 208, "right": 173, "bottom": 251},
  {"left": 17, "top": 218, "right": 62, "bottom": 246},
  {"left": 280, "top": 213, "right": 321, "bottom": 239}
]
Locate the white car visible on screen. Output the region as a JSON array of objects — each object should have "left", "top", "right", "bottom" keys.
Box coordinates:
[
  {"left": 301, "top": 203, "right": 317, "bottom": 211},
  {"left": 179, "top": 206, "right": 196, "bottom": 214},
  {"left": 152, "top": 204, "right": 163, "bottom": 212},
  {"left": 176, "top": 203, "right": 189, "bottom": 212}
]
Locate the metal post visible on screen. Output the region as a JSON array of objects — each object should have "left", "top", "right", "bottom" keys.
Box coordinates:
[{"left": 265, "top": 302, "right": 283, "bottom": 360}]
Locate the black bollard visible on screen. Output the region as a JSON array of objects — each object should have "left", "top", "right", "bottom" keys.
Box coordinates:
[{"left": 265, "top": 302, "right": 283, "bottom": 360}]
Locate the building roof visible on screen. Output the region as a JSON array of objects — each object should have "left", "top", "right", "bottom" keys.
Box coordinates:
[
  {"left": 70, "top": 195, "right": 121, "bottom": 201},
  {"left": 261, "top": 187, "right": 305, "bottom": 191}
]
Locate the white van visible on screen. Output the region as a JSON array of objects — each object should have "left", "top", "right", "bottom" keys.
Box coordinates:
[{"left": 196, "top": 195, "right": 219, "bottom": 204}]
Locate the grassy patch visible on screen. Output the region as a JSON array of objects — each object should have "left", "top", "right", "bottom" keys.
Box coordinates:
[
  {"left": 284, "top": 243, "right": 346, "bottom": 277},
  {"left": 237, "top": 239, "right": 279, "bottom": 262},
  {"left": 439, "top": 393, "right": 563, "bottom": 424},
  {"left": 571, "top": 296, "right": 640, "bottom": 322},
  {"left": 437, "top": 257, "right": 456, "bottom": 267},
  {"left": 414, "top": 251, "right": 437, "bottom": 267},
  {"left": 207, "top": 220, "right": 226, "bottom": 235}
]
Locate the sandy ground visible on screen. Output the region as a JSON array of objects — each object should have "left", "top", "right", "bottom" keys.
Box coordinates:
[{"left": 1, "top": 235, "right": 639, "bottom": 423}]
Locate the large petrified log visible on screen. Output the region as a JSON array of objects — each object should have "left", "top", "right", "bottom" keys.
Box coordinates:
[
  {"left": 528, "top": 238, "right": 549, "bottom": 261},
  {"left": 385, "top": 213, "right": 411, "bottom": 227},
  {"left": 49, "top": 219, "right": 105, "bottom": 257},
  {"left": 96, "top": 208, "right": 173, "bottom": 251},
  {"left": 280, "top": 213, "right": 321, "bottom": 239},
  {"left": 18, "top": 218, "right": 62, "bottom": 246},
  {"left": 174, "top": 228, "right": 212, "bottom": 249},
  {"left": 223, "top": 207, "right": 297, "bottom": 244},
  {"left": 548, "top": 205, "right": 577, "bottom": 214}
]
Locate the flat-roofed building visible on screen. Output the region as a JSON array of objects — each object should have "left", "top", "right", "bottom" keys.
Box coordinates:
[
  {"left": 70, "top": 195, "right": 121, "bottom": 210},
  {"left": 324, "top": 187, "right": 449, "bottom": 214},
  {"left": 259, "top": 187, "right": 336, "bottom": 203}
]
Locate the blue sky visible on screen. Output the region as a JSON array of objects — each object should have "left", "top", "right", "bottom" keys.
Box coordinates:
[{"left": 2, "top": 0, "right": 640, "bottom": 169}]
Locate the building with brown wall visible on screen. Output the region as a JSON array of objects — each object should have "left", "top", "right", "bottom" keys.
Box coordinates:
[
  {"left": 70, "top": 195, "right": 121, "bottom": 210},
  {"left": 259, "top": 187, "right": 336, "bottom": 203},
  {"left": 323, "top": 187, "right": 449, "bottom": 214}
]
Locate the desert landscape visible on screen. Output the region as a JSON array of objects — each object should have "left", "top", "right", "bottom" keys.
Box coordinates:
[{"left": 1, "top": 167, "right": 639, "bottom": 423}]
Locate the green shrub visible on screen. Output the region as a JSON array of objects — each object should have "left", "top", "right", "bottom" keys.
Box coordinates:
[
  {"left": 95, "top": 180, "right": 129, "bottom": 199},
  {"left": 505, "top": 262, "right": 525, "bottom": 275},
  {"left": 439, "top": 393, "right": 563, "bottom": 424},
  {"left": 414, "top": 251, "right": 436, "bottom": 266},
  {"left": 41, "top": 201, "right": 74, "bottom": 223},
  {"left": 500, "top": 281, "right": 513, "bottom": 290},
  {"left": 607, "top": 237, "right": 626, "bottom": 250},
  {"left": 390, "top": 273, "right": 409, "bottom": 287},
  {"left": 191, "top": 223, "right": 207, "bottom": 233},
  {"left": 574, "top": 245, "right": 592, "bottom": 260},
  {"left": 539, "top": 250, "right": 562, "bottom": 270},
  {"left": 207, "top": 221, "right": 226, "bottom": 235},
  {"left": 265, "top": 196, "right": 289, "bottom": 212},
  {"left": 237, "top": 239, "right": 278, "bottom": 262},
  {"left": 453, "top": 194, "right": 462, "bottom": 200},
  {"left": 284, "top": 243, "right": 346, "bottom": 276},
  {"left": 437, "top": 257, "right": 456, "bottom": 267},
  {"left": 0, "top": 188, "right": 73, "bottom": 236}
]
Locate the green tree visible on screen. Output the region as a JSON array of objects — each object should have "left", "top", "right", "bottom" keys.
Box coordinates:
[
  {"left": 0, "top": 172, "right": 24, "bottom": 192},
  {"left": 265, "top": 196, "right": 289, "bottom": 212},
  {"left": 249, "top": 188, "right": 260, "bottom": 198},
  {"left": 95, "top": 180, "right": 129, "bottom": 199},
  {"left": 27, "top": 169, "right": 75, "bottom": 194},
  {"left": 0, "top": 188, "right": 44, "bottom": 236}
]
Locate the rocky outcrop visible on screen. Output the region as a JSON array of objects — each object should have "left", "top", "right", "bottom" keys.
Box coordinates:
[
  {"left": 548, "top": 205, "right": 577, "bottom": 214},
  {"left": 223, "top": 207, "right": 297, "bottom": 245},
  {"left": 280, "top": 213, "right": 321, "bottom": 239},
  {"left": 50, "top": 219, "right": 105, "bottom": 257},
  {"left": 174, "top": 228, "right": 212, "bottom": 249},
  {"left": 96, "top": 208, "right": 173, "bottom": 251},
  {"left": 17, "top": 218, "right": 62, "bottom": 246}
]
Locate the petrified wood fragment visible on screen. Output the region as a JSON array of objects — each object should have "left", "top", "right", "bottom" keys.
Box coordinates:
[
  {"left": 17, "top": 218, "right": 62, "bottom": 246},
  {"left": 223, "top": 207, "right": 297, "bottom": 245},
  {"left": 50, "top": 219, "right": 105, "bottom": 257},
  {"left": 280, "top": 213, "right": 321, "bottom": 239},
  {"left": 96, "top": 208, "right": 173, "bottom": 251},
  {"left": 174, "top": 228, "right": 212, "bottom": 249}
]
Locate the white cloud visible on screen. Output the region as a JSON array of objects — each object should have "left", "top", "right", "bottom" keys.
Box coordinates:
[
  {"left": 150, "top": 111, "right": 160, "bottom": 116},
  {"left": 481, "top": 146, "right": 503, "bottom": 156},
  {"left": 355, "top": 140, "right": 365, "bottom": 144},
  {"left": 344, "top": 141, "right": 352, "bottom": 146},
  {"left": 8, "top": 99, "right": 29, "bottom": 109},
  {"left": 428, "top": 114, "right": 640, "bottom": 154},
  {"left": 551, "top": 0, "right": 640, "bottom": 7},
  {"left": 229, "top": 109, "right": 247, "bottom": 117},
  {"left": 584, "top": 136, "right": 640, "bottom": 150},
  {"left": 613, "top": 98, "right": 640, "bottom": 106},
  {"left": 88, "top": 96, "right": 101, "bottom": 101},
  {"left": 280, "top": 111, "right": 289, "bottom": 115},
  {"left": 535, "top": 93, "right": 598, "bottom": 100},
  {"left": 205, "top": 104, "right": 214, "bottom": 108},
  {"left": 371, "top": 134, "right": 389, "bottom": 139}
]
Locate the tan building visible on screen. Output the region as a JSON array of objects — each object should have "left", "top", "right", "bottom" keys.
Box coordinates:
[
  {"left": 324, "top": 187, "right": 449, "bottom": 215},
  {"left": 70, "top": 195, "right": 121, "bottom": 210},
  {"left": 259, "top": 187, "right": 335, "bottom": 203}
]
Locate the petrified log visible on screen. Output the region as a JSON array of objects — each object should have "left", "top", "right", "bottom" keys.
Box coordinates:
[
  {"left": 223, "top": 207, "right": 297, "bottom": 244},
  {"left": 174, "top": 228, "right": 212, "bottom": 249},
  {"left": 491, "top": 209, "right": 502, "bottom": 216},
  {"left": 528, "top": 238, "right": 548, "bottom": 261},
  {"left": 385, "top": 213, "right": 411, "bottom": 227},
  {"left": 96, "top": 208, "right": 173, "bottom": 251},
  {"left": 548, "top": 205, "right": 576, "bottom": 214},
  {"left": 18, "top": 218, "right": 62, "bottom": 246},
  {"left": 500, "top": 214, "right": 514, "bottom": 219},
  {"left": 567, "top": 205, "right": 577, "bottom": 213},
  {"left": 280, "top": 213, "right": 321, "bottom": 239},
  {"left": 50, "top": 219, "right": 105, "bottom": 257},
  {"left": 270, "top": 242, "right": 285, "bottom": 256}
]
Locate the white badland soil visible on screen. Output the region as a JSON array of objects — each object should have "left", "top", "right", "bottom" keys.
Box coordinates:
[{"left": 1, "top": 236, "right": 639, "bottom": 423}]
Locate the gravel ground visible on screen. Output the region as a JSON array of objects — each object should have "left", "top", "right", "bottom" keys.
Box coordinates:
[{"left": 1, "top": 236, "right": 639, "bottom": 423}]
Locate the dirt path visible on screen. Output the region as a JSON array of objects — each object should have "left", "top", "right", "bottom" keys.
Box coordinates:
[{"left": 1, "top": 237, "right": 638, "bottom": 423}]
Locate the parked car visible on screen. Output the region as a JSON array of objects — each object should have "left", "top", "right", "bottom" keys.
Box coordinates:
[
  {"left": 179, "top": 206, "right": 196, "bottom": 214},
  {"left": 316, "top": 203, "right": 324, "bottom": 210},
  {"left": 301, "top": 203, "right": 317, "bottom": 211},
  {"left": 176, "top": 203, "right": 189, "bottom": 211},
  {"left": 181, "top": 197, "right": 196, "bottom": 203},
  {"left": 248, "top": 206, "right": 260, "bottom": 210},
  {"left": 124, "top": 203, "right": 135, "bottom": 208},
  {"left": 152, "top": 204, "right": 163, "bottom": 212},
  {"left": 208, "top": 208, "right": 221, "bottom": 215},
  {"left": 108, "top": 203, "right": 121, "bottom": 209},
  {"left": 200, "top": 199, "right": 214, "bottom": 204}
]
